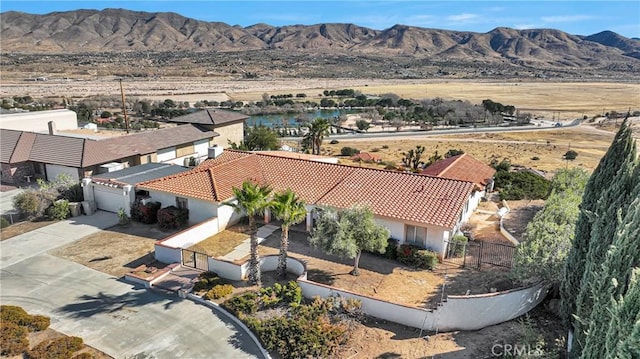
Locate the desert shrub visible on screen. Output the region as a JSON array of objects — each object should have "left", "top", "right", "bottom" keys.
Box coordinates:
[
  {"left": 384, "top": 238, "right": 399, "bottom": 260},
  {"left": 204, "top": 284, "right": 234, "bottom": 300},
  {"left": 72, "top": 353, "right": 95, "bottom": 359},
  {"left": 397, "top": 244, "right": 438, "bottom": 269},
  {"left": 531, "top": 156, "right": 540, "bottom": 160},
  {"left": 192, "top": 272, "right": 225, "bottom": 292},
  {"left": 340, "top": 146, "right": 360, "bottom": 156},
  {"left": 223, "top": 292, "right": 259, "bottom": 315},
  {"left": 382, "top": 145, "right": 389, "bottom": 149},
  {"left": 157, "top": 205, "right": 189, "bottom": 230},
  {"left": 130, "top": 201, "right": 161, "bottom": 224},
  {"left": 0, "top": 322, "right": 28, "bottom": 356},
  {"left": 383, "top": 161, "right": 397, "bottom": 170},
  {"left": 1, "top": 305, "right": 50, "bottom": 332},
  {"left": 259, "top": 281, "right": 302, "bottom": 308},
  {"left": 28, "top": 336, "right": 84, "bottom": 359},
  {"left": 370, "top": 147, "right": 380, "bottom": 152},
  {"left": 498, "top": 171, "right": 550, "bottom": 200},
  {"left": 61, "top": 183, "right": 84, "bottom": 202},
  {"left": 329, "top": 139, "right": 339, "bottom": 144},
  {"left": 13, "top": 189, "right": 55, "bottom": 219},
  {"left": 48, "top": 200, "right": 70, "bottom": 220},
  {"left": 563, "top": 150, "right": 578, "bottom": 160},
  {"left": 0, "top": 217, "right": 9, "bottom": 229},
  {"left": 26, "top": 315, "right": 51, "bottom": 332},
  {"left": 449, "top": 235, "right": 468, "bottom": 257}
]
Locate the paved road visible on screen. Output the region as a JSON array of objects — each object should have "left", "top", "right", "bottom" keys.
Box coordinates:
[{"left": 0, "top": 212, "right": 264, "bottom": 359}]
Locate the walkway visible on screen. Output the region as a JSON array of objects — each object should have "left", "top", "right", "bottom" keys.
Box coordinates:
[
  {"left": 219, "top": 224, "right": 279, "bottom": 261},
  {"left": 0, "top": 211, "right": 265, "bottom": 359}
]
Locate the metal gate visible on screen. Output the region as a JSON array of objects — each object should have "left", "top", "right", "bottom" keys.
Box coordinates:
[
  {"left": 444, "top": 240, "right": 515, "bottom": 269},
  {"left": 181, "top": 249, "right": 209, "bottom": 271}
]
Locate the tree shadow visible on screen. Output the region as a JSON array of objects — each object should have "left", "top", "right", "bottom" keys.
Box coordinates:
[
  {"left": 306, "top": 268, "right": 336, "bottom": 285},
  {"left": 56, "top": 287, "right": 182, "bottom": 319}
]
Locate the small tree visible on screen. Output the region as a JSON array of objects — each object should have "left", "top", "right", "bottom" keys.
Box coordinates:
[
  {"left": 270, "top": 190, "right": 307, "bottom": 277},
  {"left": 563, "top": 150, "right": 578, "bottom": 161},
  {"left": 401, "top": 145, "right": 425, "bottom": 171},
  {"left": 226, "top": 181, "right": 272, "bottom": 286},
  {"left": 310, "top": 206, "right": 390, "bottom": 276},
  {"left": 355, "top": 119, "right": 370, "bottom": 132}
]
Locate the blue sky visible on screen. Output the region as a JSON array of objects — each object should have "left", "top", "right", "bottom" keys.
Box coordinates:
[{"left": 1, "top": 1, "right": 639, "bottom": 38}]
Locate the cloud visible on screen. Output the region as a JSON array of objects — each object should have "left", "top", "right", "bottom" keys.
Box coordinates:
[
  {"left": 541, "top": 15, "right": 595, "bottom": 23},
  {"left": 513, "top": 24, "right": 540, "bottom": 30},
  {"left": 446, "top": 13, "right": 478, "bottom": 22}
]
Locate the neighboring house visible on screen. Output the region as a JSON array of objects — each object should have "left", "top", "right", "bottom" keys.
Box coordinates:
[
  {"left": 138, "top": 149, "right": 476, "bottom": 256},
  {"left": 82, "top": 162, "right": 190, "bottom": 214},
  {"left": 162, "top": 109, "right": 248, "bottom": 148},
  {"left": 0, "top": 124, "right": 218, "bottom": 184},
  {"left": 419, "top": 153, "right": 496, "bottom": 223},
  {"left": 0, "top": 109, "right": 78, "bottom": 132},
  {"left": 252, "top": 150, "right": 339, "bottom": 164},
  {"left": 350, "top": 152, "right": 382, "bottom": 163}
]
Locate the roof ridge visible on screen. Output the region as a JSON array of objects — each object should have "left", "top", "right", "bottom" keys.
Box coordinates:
[
  {"left": 438, "top": 153, "right": 465, "bottom": 177},
  {"left": 206, "top": 109, "right": 215, "bottom": 124},
  {"left": 207, "top": 167, "right": 220, "bottom": 202}
]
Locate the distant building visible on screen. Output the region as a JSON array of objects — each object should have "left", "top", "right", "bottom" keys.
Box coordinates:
[
  {"left": 0, "top": 109, "right": 78, "bottom": 132},
  {"left": 160, "top": 109, "right": 248, "bottom": 147}
]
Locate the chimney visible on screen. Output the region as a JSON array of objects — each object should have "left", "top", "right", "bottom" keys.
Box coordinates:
[
  {"left": 208, "top": 144, "right": 223, "bottom": 159},
  {"left": 48, "top": 121, "right": 57, "bottom": 135}
]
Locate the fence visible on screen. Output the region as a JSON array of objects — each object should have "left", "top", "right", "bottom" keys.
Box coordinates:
[{"left": 444, "top": 239, "right": 516, "bottom": 269}]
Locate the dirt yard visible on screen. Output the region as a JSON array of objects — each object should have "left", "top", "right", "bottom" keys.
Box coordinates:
[
  {"left": 502, "top": 200, "right": 546, "bottom": 242},
  {"left": 50, "top": 222, "right": 176, "bottom": 277},
  {"left": 187, "top": 229, "right": 248, "bottom": 258}
]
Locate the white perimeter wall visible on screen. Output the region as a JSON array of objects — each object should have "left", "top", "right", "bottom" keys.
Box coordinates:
[{"left": 216, "top": 200, "right": 243, "bottom": 230}]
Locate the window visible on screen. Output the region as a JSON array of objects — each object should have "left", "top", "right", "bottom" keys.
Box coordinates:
[
  {"left": 176, "top": 197, "right": 188, "bottom": 210},
  {"left": 406, "top": 225, "right": 427, "bottom": 247}
]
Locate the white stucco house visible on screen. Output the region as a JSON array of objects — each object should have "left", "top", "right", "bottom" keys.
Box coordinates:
[{"left": 138, "top": 149, "right": 484, "bottom": 258}]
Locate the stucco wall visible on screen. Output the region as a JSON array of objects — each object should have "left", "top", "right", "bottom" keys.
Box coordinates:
[
  {"left": 217, "top": 200, "right": 243, "bottom": 230},
  {"left": 211, "top": 122, "right": 244, "bottom": 147},
  {"left": 158, "top": 218, "right": 219, "bottom": 248},
  {"left": 147, "top": 189, "right": 216, "bottom": 225},
  {"left": 374, "top": 216, "right": 405, "bottom": 241},
  {"left": 297, "top": 279, "right": 549, "bottom": 332}
]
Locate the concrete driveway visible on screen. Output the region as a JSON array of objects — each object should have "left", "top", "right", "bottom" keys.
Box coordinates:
[{"left": 0, "top": 211, "right": 264, "bottom": 359}]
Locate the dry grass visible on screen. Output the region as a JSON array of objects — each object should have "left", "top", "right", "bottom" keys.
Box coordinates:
[
  {"left": 321, "top": 125, "right": 616, "bottom": 173},
  {"left": 187, "top": 230, "right": 248, "bottom": 258},
  {"left": 0, "top": 219, "right": 58, "bottom": 241}
]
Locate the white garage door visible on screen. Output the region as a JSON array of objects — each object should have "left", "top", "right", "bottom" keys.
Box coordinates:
[
  {"left": 45, "top": 164, "right": 79, "bottom": 182},
  {"left": 93, "top": 185, "right": 125, "bottom": 213}
]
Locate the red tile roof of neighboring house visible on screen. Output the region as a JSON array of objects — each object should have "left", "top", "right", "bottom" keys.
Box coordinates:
[
  {"left": 350, "top": 152, "right": 382, "bottom": 162},
  {"left": 139, "top": 150, "right": 475, "bottom": 228},
  {"left": 420, "top": 153, "right": 496, "bottom": 189}
]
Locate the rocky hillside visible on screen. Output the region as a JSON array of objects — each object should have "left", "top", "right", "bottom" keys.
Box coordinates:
[{"left": 1, "top": 8, "right": 639, "bottom": 71}]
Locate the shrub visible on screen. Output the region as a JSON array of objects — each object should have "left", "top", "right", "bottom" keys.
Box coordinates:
[
  {"left": 223, "top": 292, "right": 259, "bottom": 315},
  {"left": 48, "top": 199, "right": 70, "bottom": 220},
  {"left": 204, "top": 284, "right": 234, "bottom": 300},
  {"left": 383, "top": 161, "right": 397, "bottom": 170},
  {"left": 28, "top": 336, "right": 84, "bottom": 359},
  {"left": 13, "top": 189, "right": 54, "bottom": 219},
  {"left": 531, "top": 156, "right": 540, "bottom": 160},
  {"left": 563, "top": 150, "right": 578, "bottom": 160},
  {"left": 329, "top": 139, "right": 339, "bottom": 144},
  {"left": 61, "top": 184, "right": 84, "bottom": 202},
  {"left": 449, "top": 235, "right": 468, "bottom": 257},
  {"left": 259, "top": 281, "right": 303, "bottom": 308},
  {"left": 0, "top": 217, "right": 9, "bottom": 229},
  {"left": 498, "top": 171, "right": 550, "bottom": 200},
  {"left": 382, "top": 145, "right": 389, "bottom": 149},
  {"left": 192, "top": 272, "right": 224, "bottom": 292},
  {"left": 370, "top": 147, "right": 380, "bottom": 152},
  {"left": 130, "top": 201, "right": 161, "bottom": 224},
  {"left": 157, "top": 205, "right": 189, "bottom": 230},
  {"left": 26, "top": 315, "right": 51, "bottom": 332},
  {"left": 72, "top": 353, "right": 95, "bottom": 359},
  {"left": 1, "top": 305, "right": 50, "bottom": 332},
  {"left": 0, "top": 322, "right": 28, "bottom": 356},
  {"left": 397, "top": 244, "right": 439, "bottom": 269},
  {"left": 340, "top": 146, "right": 360, "bottom": 156},
  {"left": 384, "top": 238, "right": 399, "bottom": 260}
]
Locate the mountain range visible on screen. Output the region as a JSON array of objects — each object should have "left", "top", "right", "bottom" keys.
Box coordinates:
[{"left": 1, "top": 8, "right": 639, "bottom": 71}]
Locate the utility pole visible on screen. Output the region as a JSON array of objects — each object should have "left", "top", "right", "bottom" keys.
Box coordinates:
[{"left": 119, "top": 78, "right": 130, "bottom": 134}]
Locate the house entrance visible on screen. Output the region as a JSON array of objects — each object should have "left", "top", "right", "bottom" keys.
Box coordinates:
[{"left": 181, "top": 249, "right": 209, "bottom": 271}]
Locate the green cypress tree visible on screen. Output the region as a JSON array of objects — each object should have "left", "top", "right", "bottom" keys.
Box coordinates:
[
  {"left": 605, "top": 269, "right": 640, "bottom": 358},
  {"left": 581, "top": 178, "right": 640, "bottom": 358},
  {"left": 561, "top": 119, "right": 636, "bottom": 326},
  {"left": 574, "top": 158, "right": 639, "bottom": 356}
]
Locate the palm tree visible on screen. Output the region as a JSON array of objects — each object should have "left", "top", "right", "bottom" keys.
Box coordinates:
[
  {"left": 304, "top": 118, "right": 330, "bottom": 155},
  {"left": 227, "top": 181, "right": 272, "bottom": 286},
  {"left": 270, "top": 189, "right": 307, "bottom": 278}
]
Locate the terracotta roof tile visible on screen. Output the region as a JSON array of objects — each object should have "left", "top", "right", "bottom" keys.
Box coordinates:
[
  {"left": 350, "top": 152, "right": 381, "bottom": 162},
  {"left": 420, "top": 153, "right": 496, "bottom": 188},
  {"left": 140, "top": 150, "right": 475, "bottom": 228}
]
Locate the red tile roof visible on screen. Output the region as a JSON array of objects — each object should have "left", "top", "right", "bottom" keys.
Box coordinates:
[
  {"left": 139, "top": 150, "right": 475, "bottom": 228},
  {"left": 420, "top": 153, "right": 496, "bottom": 189}
]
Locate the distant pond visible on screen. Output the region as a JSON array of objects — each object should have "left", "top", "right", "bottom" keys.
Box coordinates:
[{"left": 246, "top": 109, "right": 360, "bottom": 128}]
